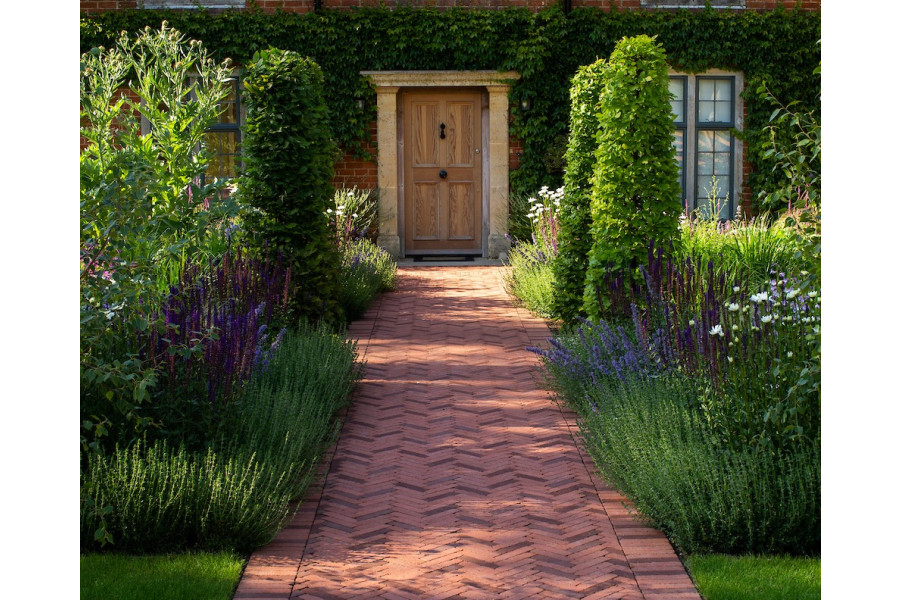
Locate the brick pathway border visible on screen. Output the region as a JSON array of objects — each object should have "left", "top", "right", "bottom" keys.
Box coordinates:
[{"left": 234, "top": 267, "right": 700, "bottom": 599}]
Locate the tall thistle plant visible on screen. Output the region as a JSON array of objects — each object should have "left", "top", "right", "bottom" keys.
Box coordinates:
[
  {"left": 582, "top": 36, "right": 682, "bottom": 321},
  {"left": 80, "top": 23, "right": 238, "bottom": 450},
  {"left": 553, "top": 58, "right": 606, "bottom": 326}
]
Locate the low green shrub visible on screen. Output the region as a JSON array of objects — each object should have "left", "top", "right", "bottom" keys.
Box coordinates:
[
  {"left": 81, "top": 325, "right": 360, "bottom": 553},
  {"left": 503, "top": 186, "right": 562, "bottom": 319},
  {"left": 503, "top": 242, "right": 557, "bottom": 319},
  {"left": 338, "top": 238, "right": 397, "bottom": 322},
  {"left": 574, "top": 376, "right": 820, "bottom": 555}
]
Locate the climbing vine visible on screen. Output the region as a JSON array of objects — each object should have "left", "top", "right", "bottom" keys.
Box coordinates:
[{"left": 81, "top": 5, "right": 820, "bottom": 207}]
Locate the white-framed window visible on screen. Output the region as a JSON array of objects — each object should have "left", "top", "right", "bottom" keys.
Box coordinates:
[{"left": 669, "top": 70, "right": 743, "bottom": 219}]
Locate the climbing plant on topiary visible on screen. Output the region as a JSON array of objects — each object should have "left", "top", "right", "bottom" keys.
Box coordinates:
[
  {"left": 552, "top": 58, "right": 607, "bottom": 327},
  {"left": 582, "top": 35, "right": 682, "bottom": 321},
  {"left": 239, "top": 48, "right": 344, "bottom": 325}
]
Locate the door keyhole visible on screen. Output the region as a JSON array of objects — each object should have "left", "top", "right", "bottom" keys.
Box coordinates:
[{"left": 439, "top": 123, "right": 446, "bottom": 139}]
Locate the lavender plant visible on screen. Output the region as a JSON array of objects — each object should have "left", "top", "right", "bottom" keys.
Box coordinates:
[
  {"left": 539, "top": 242, "right": 820, "bottom": 453},
  {"left": 338, "top": 238, "right": 397, "bottom": 321}
]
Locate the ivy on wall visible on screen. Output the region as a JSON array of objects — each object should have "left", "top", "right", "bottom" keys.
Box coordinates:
[{"left": 81, "top": 5, "right": 820, "bottom": 206}]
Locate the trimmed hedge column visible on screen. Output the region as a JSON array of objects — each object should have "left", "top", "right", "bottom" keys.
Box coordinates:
[
  {"left": 240, "top": 49, "right": 343, "bottom": 324},
  {"left": 552, "top": 58, "right": 607, "bottom": 326},
  {"left": 582, "top": 35, "right": 682, "bottom": 321}
]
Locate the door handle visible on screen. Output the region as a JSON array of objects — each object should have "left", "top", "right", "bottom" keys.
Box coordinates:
[
  {"left": 440, "top": 123, "right": 446, "bottom": 139},
  {"left": 439, "top": 170, "right": 447, "bottom": 179}
]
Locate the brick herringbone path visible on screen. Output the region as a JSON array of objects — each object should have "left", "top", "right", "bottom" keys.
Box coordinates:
[{"left": 234, "top": 267, "right": 701, "bottom": 600}]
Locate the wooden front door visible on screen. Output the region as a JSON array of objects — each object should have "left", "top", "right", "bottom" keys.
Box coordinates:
[{"left": 402, "top": 89, "right": 483, "bottom": 255}]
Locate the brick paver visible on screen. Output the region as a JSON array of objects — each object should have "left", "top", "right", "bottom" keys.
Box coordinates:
[{"left": 234, "top": 266, "right": 701, "bottom": 600}]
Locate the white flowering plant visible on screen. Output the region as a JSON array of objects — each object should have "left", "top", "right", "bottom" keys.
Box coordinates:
[
  {"left": 526, "top": 185, "right": 563, "bottom": 260},
  {"left": 326, "top": 186, "right": 379, "bottom": 248}
]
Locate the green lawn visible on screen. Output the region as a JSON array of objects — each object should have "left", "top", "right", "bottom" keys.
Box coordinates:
[
  {"left": 80, "top": 552, "right": 246, "bottom": 600},
  {"left": 686, "top": 554, "right": 821, "bottom": 600}
]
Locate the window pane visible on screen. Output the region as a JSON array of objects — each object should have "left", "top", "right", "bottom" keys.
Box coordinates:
[
  {"left": 714, "top": 152, "right": 731, "bottom": 175},
  {"left": 697, "top": 175, "right": 729, "bottom": 199},
  {"left": 715, "top": 80, "right": 731, "bottom": 102},
  {"left": 669, "top": 79, "right": 684, "bottom": 122},
  {"left": 698, "top": 79, "right": 716, "bottom": 101},
  {"left": 698, "top": 152, "right": 714, "bottom": 176},
  {"left": 219, "top": 82, "right": 238, "bottom": 124},
  {"left": 714, "top": 131, "right": 731, "bottom": 152},
  {"left": 673, "top": 129, "right": 684, "bottom": 198},
  {"left": 699, "top": 101, "right": 717, "bottom": 123},
  {"left": 698, "top": 130, "right": 714, "bottom": 152},
  {"left": 696, "top": 195, "right": 730, "bottom": 220},
  {"left": 205, "top": 131, "right": 239, "bottom": 180}
]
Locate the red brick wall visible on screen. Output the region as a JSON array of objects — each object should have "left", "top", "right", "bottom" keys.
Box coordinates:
[
  {"left": 81, "top": 0, "right": 820, "bottom": 12},
  {"left": 255, "top": 0, "right": 314, "bottom": 13},
  {"left": 333, "top": 121, "right": 379, "bottom": 190},
  {"left": 81, "top": 0, "right": 137, "bottom": 13}
]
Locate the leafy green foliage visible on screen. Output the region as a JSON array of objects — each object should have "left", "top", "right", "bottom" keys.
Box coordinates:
[
  {"left": 81, "top": 7, "right": 821, "bottom": 203},
  {"left": 80, "top": 23, "right": 238, "bottom": 450},
  {"left": 582, "top": 35, "right": 682, "bottom": 320},
  {"left": 239, "top": 48, "right": 343, "bottom": 324},
  {"left": 756, "top": 61, "right": 821, "bottom": 213},
  {"left": 553, "top": 58, "right": 606, "bottom": 325}
]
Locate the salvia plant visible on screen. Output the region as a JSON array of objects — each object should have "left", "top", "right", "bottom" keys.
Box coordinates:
[
  {"left": 536, "top": 242, "right": 820, "bottom": 454},
  {"left": 82, "top": 246, "right": 296, "bottom": 452}
]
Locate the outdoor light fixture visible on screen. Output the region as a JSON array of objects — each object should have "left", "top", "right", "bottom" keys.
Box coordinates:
[
  {"left": 357, "top": 98, "right": 366, "bottom": 111},
  {"left": 520, "top": 98, "right": 532, "bottom": 112}
]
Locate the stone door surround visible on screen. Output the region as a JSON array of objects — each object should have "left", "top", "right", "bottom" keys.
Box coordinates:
[{"left": 361, "top": 70, "right": 520, "bottom": 259}]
